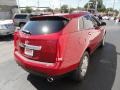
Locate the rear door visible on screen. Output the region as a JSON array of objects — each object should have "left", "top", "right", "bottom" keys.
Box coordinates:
[{"left": 90, "top": 15, "right": 105, "bottom": 43}]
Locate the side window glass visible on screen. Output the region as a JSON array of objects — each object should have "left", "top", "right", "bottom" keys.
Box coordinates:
[
  {"left": 78, "top": 17, "right": 84, "bottom": 30},
  {"left": 91, "top": 15, "right": 101, "bottom": 26},
  {"left": 83, "top": 15, "right": 94, "bottom": 29}
]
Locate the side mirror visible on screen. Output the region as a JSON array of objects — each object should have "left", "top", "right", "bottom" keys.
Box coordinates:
[{"left": 101, "top": 22, "right": 106, "bottom": 26}]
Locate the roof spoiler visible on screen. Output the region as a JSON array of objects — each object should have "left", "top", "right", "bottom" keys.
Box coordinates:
[{"left": 30, "top": 16, "right": 69, "bottom": 21}]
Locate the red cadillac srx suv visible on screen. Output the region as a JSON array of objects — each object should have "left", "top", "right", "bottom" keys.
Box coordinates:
[{"left": 14, "top": 12, "right": 106, "bottom": 82}]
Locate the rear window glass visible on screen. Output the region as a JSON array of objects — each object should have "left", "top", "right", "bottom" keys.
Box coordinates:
[
  {"left": 14, "top": 15, "right": 27, "bottom": 19},
  {"left": 21, "top": 19, "right": 68, "bottom": 35}
]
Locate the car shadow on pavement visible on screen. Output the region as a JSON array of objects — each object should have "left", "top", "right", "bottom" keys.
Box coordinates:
[
  {"left": 0, "top": 35, "right": 13, "bottom": 41},
  {"left": 27, "top": 43, "right": 117, "bottom": 90}
]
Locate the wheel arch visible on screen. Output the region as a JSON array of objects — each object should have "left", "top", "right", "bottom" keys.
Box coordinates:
[{"left": 86, "top": 47, "right": 91, "bottom": 55}]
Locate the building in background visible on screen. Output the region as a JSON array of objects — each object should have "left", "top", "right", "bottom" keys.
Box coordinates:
[{"left": 0, "top": 0, "right": 18, "bottom": 19}]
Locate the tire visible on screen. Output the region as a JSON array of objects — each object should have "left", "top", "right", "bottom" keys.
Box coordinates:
[
  {"left": 71, "top": 51, "right": 89, "bottom": 82},
  {"left": 100, "top": 34, "right": 106, "bottom": 47}
]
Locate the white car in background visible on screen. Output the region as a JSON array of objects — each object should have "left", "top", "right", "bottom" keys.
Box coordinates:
[
  {"left": 13, "top": 13, "right": 43, "bottom": 28},
  {"left": 0, "top": 20, "right": 15, "bottom": 36},
  {"left": 102, "top": 16, "right": 110, "bottom": 20}
]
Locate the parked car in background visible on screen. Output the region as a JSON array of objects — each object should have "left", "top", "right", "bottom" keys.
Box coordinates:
[
  {"left": 117, "top": 17, "right": 120, "bottom": 22},
  {"left": 94, "top": 14, "right": 102, "bottom": 21},
  {"left": 0, "top": 20, "right": 15, "bottom": 36},
  {"left": 110, "top": 16, "right": 115, "bottom": 20},
  {"left": 13, "top": 13, "right": 30, "bottom": 28},
  {"left": 115, "top": 18, "right": 120, "bottom": 23},
  {"left": 14, "top": 12, "right": 106, "bottom": 82},
  {"left": 13, "top": 13, "right": 43, "bottom": 28}
]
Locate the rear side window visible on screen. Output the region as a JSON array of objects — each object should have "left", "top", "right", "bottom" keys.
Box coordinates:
[
  {"left": 83, "top": 15, "right": 94, "bottom": 29},
  {"left": 91, "top": 16, "right": 101, "bottom": 26},
  {"left": 22, "top": 18, "right": 68, "bottom": 35},
  {"left": 14, "top": 15, "right": 27, "bottom": 19}
]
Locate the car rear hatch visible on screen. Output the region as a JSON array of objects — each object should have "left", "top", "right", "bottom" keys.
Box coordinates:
[{"left": 15, "top": 16, "right": 68, "bottom": 63}]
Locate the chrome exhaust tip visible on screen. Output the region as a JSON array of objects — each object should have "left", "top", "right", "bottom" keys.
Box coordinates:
[{"left": 47, "top": 77, "right": 54, "bottom": 82}]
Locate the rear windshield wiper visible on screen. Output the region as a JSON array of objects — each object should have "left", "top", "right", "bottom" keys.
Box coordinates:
[{"left": 22, "top": 30, "right": 31, "bottom": 35}]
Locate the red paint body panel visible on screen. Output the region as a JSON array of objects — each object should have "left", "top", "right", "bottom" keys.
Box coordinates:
[{"left": 14, "top": 12, "right": 106, "bottom": 77}]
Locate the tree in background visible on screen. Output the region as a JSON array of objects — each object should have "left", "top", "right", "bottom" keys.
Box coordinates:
[
  {"left": 44, "top": 7, "right": 53, "bottom": 12},
  {"left": 60, "top": 5, "right": 69, "bottom": 13},
  {"left": 106, "top": 8, "right": 119, "bottom": 16},
  {"left": 21, "top": 7, "right": 33, "bottom": 13},
  {"left": 69, "top": 8, "right": 76, "bottom": 13},
  {"left": 106, "top": 8, "right": 114, "bottom": 13},
  {"left": 77, "top": 7, "right": 84, "bottom": 11},
  {"left": 84, "top": 0, "right": 106, "bottom": 12}
]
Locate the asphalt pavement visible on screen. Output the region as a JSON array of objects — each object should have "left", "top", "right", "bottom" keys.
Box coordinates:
[{"left": 0, "top": 20, "right": 120, "bottom": 90}]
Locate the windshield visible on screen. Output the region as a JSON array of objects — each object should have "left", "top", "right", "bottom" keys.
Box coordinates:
[
  {"left": 21, "top": 19, "right": 68, "bottom": 35},
  {"left": 14, "top": 15, "right": 27, "bottom": 19}
]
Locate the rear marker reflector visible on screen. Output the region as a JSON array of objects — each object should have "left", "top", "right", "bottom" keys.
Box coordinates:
[{"left": 57, "top": 58, "right": 63, "bottom": 61}]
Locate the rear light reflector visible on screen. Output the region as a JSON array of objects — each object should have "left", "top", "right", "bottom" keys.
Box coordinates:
[{"left": 56, "top": 58, "right": 63, "bottom": 62}]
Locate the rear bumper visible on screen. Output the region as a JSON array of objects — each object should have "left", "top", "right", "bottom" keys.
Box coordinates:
[{"left": 14, "top": 51, "right": 63, "bottom": 76}]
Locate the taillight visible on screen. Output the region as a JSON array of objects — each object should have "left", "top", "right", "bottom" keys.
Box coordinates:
[{"left": 56, "top": 41, "right": 63, "bottom": 62}]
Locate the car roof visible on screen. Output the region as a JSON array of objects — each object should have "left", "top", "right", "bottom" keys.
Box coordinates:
[
  {"left": 30, "top": 11, "right": 89, "bottom": 20},
  {"left": 63, "top": 11, "right": 89, "bottom": 19},
  {"left": 14, "top": 13, "right": 29, "bottom": 15}
]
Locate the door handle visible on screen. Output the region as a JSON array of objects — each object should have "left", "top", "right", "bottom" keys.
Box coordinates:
[{"left": 88, "top": 32, "right": 91, "bottom": 35}]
